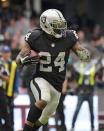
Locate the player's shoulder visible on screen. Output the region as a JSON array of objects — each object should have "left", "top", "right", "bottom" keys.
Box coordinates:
[
  {"left": 66, "top": 29, "right": 79, "bottom": 39},
  {"left": 31, "top": 27, "right": 43, "bottom": 35},
  {"left": 25, "top": 27, "right": 43, "bottom": 41}
]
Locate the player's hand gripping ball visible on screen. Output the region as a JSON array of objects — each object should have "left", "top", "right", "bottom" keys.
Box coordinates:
[{"left": 21, "top": 50, "right": 40, "bottom": 65}]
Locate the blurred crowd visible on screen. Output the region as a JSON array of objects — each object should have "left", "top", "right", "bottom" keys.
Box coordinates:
[
  {"left": 0, "top": 7, "right": 40, "bottom": 60},
  {"left": 0, "top": 5, "right": 104, "bottom": 131}
]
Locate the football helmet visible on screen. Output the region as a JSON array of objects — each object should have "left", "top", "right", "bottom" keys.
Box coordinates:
[{"left": 40, "top": 9, "right": 67, "bottom": 38}]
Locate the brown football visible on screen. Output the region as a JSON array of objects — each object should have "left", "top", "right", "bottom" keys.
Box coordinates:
[{"left": 30, "top": 50, "right": 39, "bottom": 57}]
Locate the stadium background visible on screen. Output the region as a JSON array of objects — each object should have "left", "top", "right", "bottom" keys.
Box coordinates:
[{"left": 0, "top": 0, "right": 104, "bottom": 131}]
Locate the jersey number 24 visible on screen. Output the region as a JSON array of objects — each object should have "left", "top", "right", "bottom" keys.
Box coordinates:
[{"left": 39, "top": 52, "right": 65, "bottom": 72}]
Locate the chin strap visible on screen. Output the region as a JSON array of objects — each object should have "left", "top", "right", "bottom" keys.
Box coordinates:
[
  {"left": 52, "top": 31, "right": 62, "bottom": 38},
  {"left": 54, "top": 34, "right": 62, "bottom": 38}
]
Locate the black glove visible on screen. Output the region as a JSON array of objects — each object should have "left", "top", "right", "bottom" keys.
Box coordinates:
[{"left": 20, "top": 55, "right": 40, "bottom": 65}]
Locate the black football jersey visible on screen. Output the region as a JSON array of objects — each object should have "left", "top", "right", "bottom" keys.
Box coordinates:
[{"left": 25, "top": 28, "right": 78, "bottom": 92}]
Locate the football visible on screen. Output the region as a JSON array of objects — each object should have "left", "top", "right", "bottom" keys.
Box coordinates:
[{"left": 30, "top": 50, "right": 39, "bottom": 57}]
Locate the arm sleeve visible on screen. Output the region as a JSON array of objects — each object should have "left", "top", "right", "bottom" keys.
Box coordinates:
[
  {"left": 24, "top": 29, "right": 42, "bottom": 49},
  {"left": 67, "top": 30, "right": 79, "bottom": 48},
  {"left": 24, "top": 31, "right": 34, "bottom": 49}
]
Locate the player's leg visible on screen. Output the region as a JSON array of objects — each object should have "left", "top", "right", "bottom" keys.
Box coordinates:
[
  {"left": 56, "top": 94, "right": 66, "bottom": 131},
  {"left": 71, "top": 94, "right": 84, "bottom": 129},
  {"left": 39, "top": 94, "right": 61, "bottom": 124},
  {"left": 88, "top": 94, "right": 94, "bottom": 130},
  {"left": 23, "top": 78, "right": 51, "bottom": 131},
  {"left": 33, "top": 82, "right": 61, "bottom": 130},
  {"left": 42, "top": 123, "right": 49, "bottom": 131}
]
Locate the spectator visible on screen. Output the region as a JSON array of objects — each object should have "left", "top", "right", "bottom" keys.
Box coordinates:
[
  {"left": 0, "top": 53, "right": 12, "bottom": 131},
  {"left": 77, "top": 30, "right": 86, "bottom": 44},
  {"left": 70, "top": 61, "right": 96, "bottom": 131},
  {"left": 4, "top": 18, "right": 17, "bottom": 41},
  {"left": 2, "top": 45, "right": 20, "bottom": 131},
  {"left": 16, "top": 13, "right": 29, "bottom": 35},
  {"left": 29, "top": 11, "right": 40, "bottom": 30},
  {"left": 91, "top": 24, "right": 104, "bottom": 52}
]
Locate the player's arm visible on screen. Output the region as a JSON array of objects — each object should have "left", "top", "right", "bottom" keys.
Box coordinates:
[
  {"left": 62, "top": 78, "right": 69, "bottom": 94},
  {"left": 16, "top": 42, "right": 39, "bottom": 69},
  {"left": 16, "top": 42, "right": 31, "bottom": 68},
  {"left": 0, "top": 67, "right": 9, "bottom": 82},
  {"left": 0, "top": 72, "right": 9, "bottom": 82},
  {"left": 62, "top": 66, "right": 72, "bottom": 94},
  {"left": 72, "top": 41, "right": 90, "bottom": 61}
]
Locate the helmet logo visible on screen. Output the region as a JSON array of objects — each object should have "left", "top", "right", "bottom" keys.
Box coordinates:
[{"left": 41, "top": 16, "right": 46, "bottom": 23}]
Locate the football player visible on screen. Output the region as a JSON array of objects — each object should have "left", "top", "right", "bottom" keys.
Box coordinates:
[{"left": 16, "top": 9, "right": 90, "bottom": 131}]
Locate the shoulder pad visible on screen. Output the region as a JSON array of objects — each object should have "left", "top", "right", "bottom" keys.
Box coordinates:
[
  {"left": 29, "top": 28, "right": 43, "bottom": 40},
  {"left": 66, "top": 29, "right": 79, "bottom": 39}
]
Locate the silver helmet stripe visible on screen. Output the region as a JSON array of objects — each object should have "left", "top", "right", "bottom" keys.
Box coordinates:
[{"left": 55, "top": 10, "right": 62, "bottom": 20}]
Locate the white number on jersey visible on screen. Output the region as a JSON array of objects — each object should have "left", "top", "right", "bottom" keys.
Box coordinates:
[
  {"left": 25, "top": 32, "right": 31, "bottom": 41},
  {"left": 54, "top": 52, "right": 65, "bottom": 72},
  {"left": 73, "top": 30, "right": 79, "bottom": 39},
  {"left": 39, "top": 52, "right": 65, "bottom": 72},
  {"left": 39, "top": 52, "right": 52, "bottom": 72}
]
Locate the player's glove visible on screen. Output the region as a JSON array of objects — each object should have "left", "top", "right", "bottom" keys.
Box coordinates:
[
  {"left": 76, "top": 48, "right": 90, "bottom": 62},
  {"left": 20, "top": 55, "right": 40, "bottom": 65}
]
